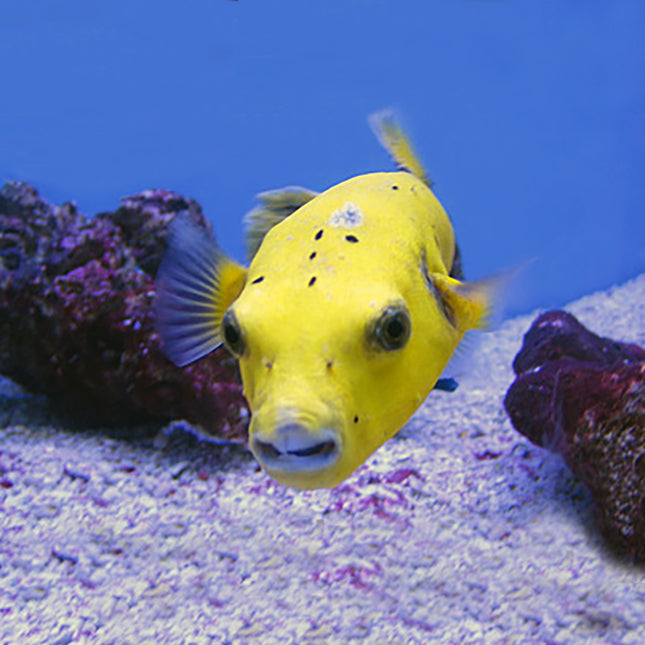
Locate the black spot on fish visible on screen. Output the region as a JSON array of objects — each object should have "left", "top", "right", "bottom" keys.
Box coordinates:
[
  {"left": 308, "top": 276, "right": 317, "bottom": 287},
  {"left": 265, "top": 361, "right": 273, "bottom": 370},
  {"left": 309, "top": 251, "right": 317, "bottom": 260},
  {"left": 353, "top": 415, "right": 359, "bottom": 424},
  {"left": 315, "top": 229, "right": 324, "bottom": 241},
  {"left": 326, "top": 360, "right": 333, "bottom": 369},
  {"left": 251, "top": 276, "right": 265, "bottom": 284},
  {"left": 392, "top": 185, "right": 399, "bottom": 190},
  {"left": 345, "top": 235, "right": 359, "bottom": 243}
]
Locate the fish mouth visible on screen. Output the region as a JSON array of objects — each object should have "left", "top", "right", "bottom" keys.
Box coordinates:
[{"left": 250, "top": 425, "right": 341, "bottom": 474}]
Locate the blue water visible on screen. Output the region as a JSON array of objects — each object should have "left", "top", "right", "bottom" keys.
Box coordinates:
[{"left": 1, "top": 0, "right": 644, "bottom": 317}]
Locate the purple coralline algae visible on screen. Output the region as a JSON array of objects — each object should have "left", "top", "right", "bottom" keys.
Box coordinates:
[
  {"left": 0, "top": 181, "right": 248, "bottom": 441},
  {"left": 504, "top": 309, "right": 645, "bottom": 561}
]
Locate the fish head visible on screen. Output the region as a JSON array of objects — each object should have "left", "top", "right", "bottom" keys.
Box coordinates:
[
  {"left": 155, "top": 110, "right": 500, "bottom": 490},
  {"left": 222, "top": 186, "right": 466, "bottom": 488}
]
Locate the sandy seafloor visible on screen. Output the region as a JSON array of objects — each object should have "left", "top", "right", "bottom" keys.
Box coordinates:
[{"left": 1, "top": 274, "right": 644, "bottom": 645}]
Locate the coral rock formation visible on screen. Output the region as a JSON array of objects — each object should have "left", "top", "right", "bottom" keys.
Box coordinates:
[
  {"left": 505, "top": 310, "right": 645, "bottom": 561},
  {"left": 0, "top": 182, "right": 248, "bottom": 441}
]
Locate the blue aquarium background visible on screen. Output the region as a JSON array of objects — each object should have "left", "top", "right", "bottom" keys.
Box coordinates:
[{"left": 1, "top": 0, "right": 643, "bottom": 318}]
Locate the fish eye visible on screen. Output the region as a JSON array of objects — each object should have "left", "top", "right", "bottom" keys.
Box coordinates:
[
  {"left": 221, "top": 310, "right": 245, "bottom": 356},
  {"left": 371, "top": 305, "right": 411, "bottom": 351}
]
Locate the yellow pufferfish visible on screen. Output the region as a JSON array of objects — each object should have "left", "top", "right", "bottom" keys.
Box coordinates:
[{"left": 155, "top": 111, "right": 498, "bottom": 490}]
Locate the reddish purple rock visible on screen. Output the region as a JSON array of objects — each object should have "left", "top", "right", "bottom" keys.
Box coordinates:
[
  {"left": 505, "top": 310, "right": 645, "bottom": 561},
  {"left": 0, "top": 181, "right": 248, "bottom": 442}
]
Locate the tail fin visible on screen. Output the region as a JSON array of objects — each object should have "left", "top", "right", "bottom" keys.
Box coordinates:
[
  {"left": 155, "top": 216, "right": 247, "bottom": 367},
  {"left": 368, "top": 109, "right": 431, "bottom": 186},
  {"left": 244, "top": 186, "right": 318, "bottom": 260}
]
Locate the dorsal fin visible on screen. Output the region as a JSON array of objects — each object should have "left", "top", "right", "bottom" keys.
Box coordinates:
[
  {"left": 244, "top": 186, "right": 318, "bottom": 260},
  {"left": 155, "top": 216, "right": 247, "bottom": 367},
  {"left": 369, "top": 109, "right": 432, "bottom": 187}
]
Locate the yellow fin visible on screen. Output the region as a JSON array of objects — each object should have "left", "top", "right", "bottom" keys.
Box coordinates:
[
  {"left": 155, "top": 216, "right": 247, "bottom": 367},
  {"left": 368, "top": 109, "right": 431, "bottom": 186},
  {"left": 429, "top": 272, "right": 511, "bottom": 333},
  {"left": 244, "top": 186, "right": 318, "bottom": 260}
]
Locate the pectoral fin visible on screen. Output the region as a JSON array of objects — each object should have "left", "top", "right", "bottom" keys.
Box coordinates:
[
  {"left": 155, "top": 216, "right": 247, "bottom": 367},
  {"left": 430, "top": 272, "right": 508, "bottom": 333}
]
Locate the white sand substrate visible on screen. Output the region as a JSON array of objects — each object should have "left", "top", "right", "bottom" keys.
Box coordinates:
[{"left": 1, "top": 274, "right": 644, "bottom": 645}]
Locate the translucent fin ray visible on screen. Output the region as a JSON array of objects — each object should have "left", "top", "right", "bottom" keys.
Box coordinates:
[
  {"left": 155, "top": 216, "right": 247, "bottom": 367},
  {"left": 368, "top": 109, "right": 431, "bottom": 186},
  {"left": 244, "top": 186, "right": 319, "bottom": 260},
  {"left": 430, "top": 267, "right": 521, "bottom": 334}
]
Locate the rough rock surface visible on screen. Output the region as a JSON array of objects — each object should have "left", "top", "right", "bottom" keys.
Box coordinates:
[
  {"left": 505, "top": 309, "right": 645, "bottom": 561},
  {"left": 0, "top": 182, "right": 248, "bottom": 441},
  {"left": 1, "top": 275, "right": 645, "bottom": 644}
]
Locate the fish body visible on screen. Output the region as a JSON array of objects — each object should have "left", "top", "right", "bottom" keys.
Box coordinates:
[{"left": 156, "top": 112, "right": 495, "bottom": 489}]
